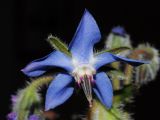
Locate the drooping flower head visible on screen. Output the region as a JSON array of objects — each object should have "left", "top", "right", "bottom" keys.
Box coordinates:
[
  {"left": 22, "top": 9, "right": 148, "bottom": 110},
  {"left": 106, "top": 26, "right": 132, "bottom": 51}
]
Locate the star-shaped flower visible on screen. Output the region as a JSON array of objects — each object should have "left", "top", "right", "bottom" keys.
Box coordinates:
[{"left": 22, "top": 9, "right": 147, "bottom": 111}]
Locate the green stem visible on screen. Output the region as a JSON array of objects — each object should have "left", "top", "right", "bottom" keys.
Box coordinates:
[
  {"left": 108, "top": 110, "right": 121, "bottom": 120},
  {"left": 29, "top": 75, "right": 53, "bottom": 89}
]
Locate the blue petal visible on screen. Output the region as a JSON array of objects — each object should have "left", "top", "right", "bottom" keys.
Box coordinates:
[
  {"left": 111, "top": 26, "right": 126, "bottom": 37},
  {"left": 22, "top": 51, "right": 73, "bottom": 77},
  {"left": 45, "top": 73, "right": 74, "bottom": 111},
  {"left": 29, "top": 115, "right": 40, "bottom": 120},
  {"left": 93, "top": 72, "right": 113, "bottom": 108},
  {"left": 94, "top": 52, "right": 149, "bottom": 70},
  {"left": 7, "top": 112, "right": 17, "bottom": 120},
  {"left": 69, "top": 9, "right": 101, "bottom": 63}
]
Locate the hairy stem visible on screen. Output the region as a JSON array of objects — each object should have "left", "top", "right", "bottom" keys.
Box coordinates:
[{"left": 14, "top": 75, "right": 53, "bottom": 120}]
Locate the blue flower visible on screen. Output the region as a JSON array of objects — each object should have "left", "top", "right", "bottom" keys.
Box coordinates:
[
  {"left": 7, "top": 112, "right": 17, "bottom": 120},
  {"left": 7, "top": 113, "right": 40, "bottom": 120},
  {"left": 29, "top": 115, "right": 40, "bottom": 120},
  {"left": 111, "top": 26, "right": 126, "bottom": 37},
  {"left": 22, "top": 9, "right": 147, "bottom": 110}
]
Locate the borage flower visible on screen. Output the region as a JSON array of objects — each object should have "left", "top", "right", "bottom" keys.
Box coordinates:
[{"left": 22, "top": 10, "right": 147, "bottom": 110}]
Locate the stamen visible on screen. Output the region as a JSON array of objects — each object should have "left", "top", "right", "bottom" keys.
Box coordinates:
[
  {"left": 89, "top": 101, "right": 92, "bottom": 107},
  {"left": 72, "top": 64, "right": 96, "bottom": 107},
  {"left": 80, "top": 76, "right": 83, "bottom": 82},
  {"left": 81, "top": 75, "right": 93, "bottom": 106},
  {"left": 88, "top": 75, "right": 95, "bottom": 84},
  {"left": 77, "top": 82, "right": 81, "bottom": 88}
]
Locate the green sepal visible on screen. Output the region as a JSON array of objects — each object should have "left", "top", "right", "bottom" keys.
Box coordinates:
[
  {"left": 108, "top": 70, "right": 126, "bottom": 81},
  {"left": 107, "top": 70, "right": 126, "bottom": 91},
  {"left": 95, "top": 47, "right": 131, "bottom": 56},
  {"left": 47, "top": 35, "right": 72, "bottom": 57},
  {"left": 114, "top": 85, "right": 134, "bottom": 104}
]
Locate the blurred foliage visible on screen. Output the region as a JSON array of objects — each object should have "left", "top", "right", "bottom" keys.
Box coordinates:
[
  {"left": 88, "top": 27, "right": 159, "bottom": 120},
  {"left": 7, "top": 27, "right": 159, "bottom": 120}
]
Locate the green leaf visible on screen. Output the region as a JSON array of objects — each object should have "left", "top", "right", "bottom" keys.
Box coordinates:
[
  {"left": 47, "top": 35, "right": 72, "bottom": 57},
  {"left": 95, "top": 47, "right": 131, "bottom": 56}
]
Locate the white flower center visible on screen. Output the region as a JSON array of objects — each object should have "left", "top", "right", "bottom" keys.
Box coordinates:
[{"left": 72, "top": 63, "right": 96, "bottom": 107}]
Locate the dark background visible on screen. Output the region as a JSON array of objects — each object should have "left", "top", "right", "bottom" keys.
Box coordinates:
[{"left": 1, "top": 0, "right": 160, "bottom": 119}]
